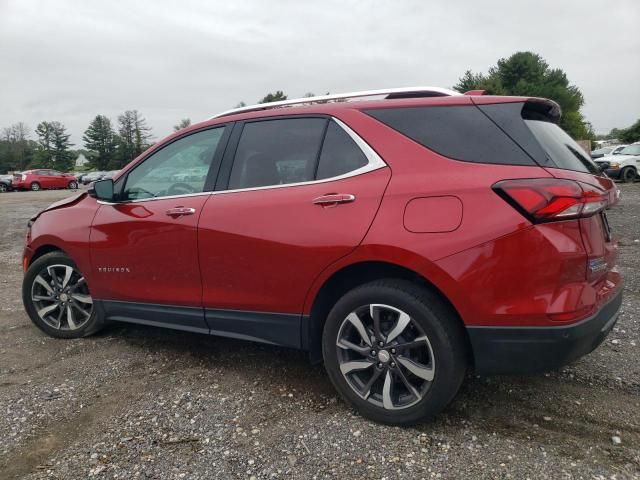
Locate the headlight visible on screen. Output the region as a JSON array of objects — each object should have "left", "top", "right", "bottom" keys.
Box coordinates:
[
  {"left": 609, "top": 162, "right": 620, "bottom": 169},
  {"left": 21, "top": 174, "right": 27, "bottom": 180}
]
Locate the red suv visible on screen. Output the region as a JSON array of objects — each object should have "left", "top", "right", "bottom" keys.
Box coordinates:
[
  {"left": 21, "top": 88, "right": 622, "bottom": 424},
  {"left": 13, "top": 169, "right": 79, "bottom": 191}
]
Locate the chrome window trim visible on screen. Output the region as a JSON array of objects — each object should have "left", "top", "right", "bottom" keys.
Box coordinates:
[{"left": 99, "top": 117, "right": 386, "bottom": 205}]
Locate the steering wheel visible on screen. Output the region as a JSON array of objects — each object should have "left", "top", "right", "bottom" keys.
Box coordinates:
[{"left": 166, "top": 182, "right": 197, "bottom": 196}]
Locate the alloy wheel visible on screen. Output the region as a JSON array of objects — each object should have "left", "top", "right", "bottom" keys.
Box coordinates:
[
  {"left": 30, "top": 264, "right": 93, "bottom": 330},
  {"left": 336, "top": 304, "right": 435, "bottom": 410}
]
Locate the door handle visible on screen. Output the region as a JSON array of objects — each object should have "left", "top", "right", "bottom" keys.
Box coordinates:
[
  {"left": 312, "top": 193, "right": 356, "bottom": 207},
  {"left": 166, "top": 207, "right": 196, "bottom": 217}
]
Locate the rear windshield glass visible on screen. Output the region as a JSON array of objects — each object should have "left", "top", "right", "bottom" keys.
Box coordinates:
[{"left": 524, "top": 120, "right": 600, "bottom": 174}]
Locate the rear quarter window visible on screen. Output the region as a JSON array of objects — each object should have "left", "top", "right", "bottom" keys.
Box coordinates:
[{"left": 364, "top": 105, "right": 535, "bottom": 166}]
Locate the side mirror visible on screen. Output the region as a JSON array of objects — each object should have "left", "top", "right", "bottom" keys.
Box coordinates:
[{"left": 88, "top": 178, "right": 114, "bottom": 201}]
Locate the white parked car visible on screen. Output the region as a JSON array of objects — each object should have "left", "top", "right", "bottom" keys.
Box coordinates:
[
  {"left": 595, "top": 144, "right": 640, "bottom": 182},
  {"left": 591, "top": 144, "right": 627, "bottom": 159}
]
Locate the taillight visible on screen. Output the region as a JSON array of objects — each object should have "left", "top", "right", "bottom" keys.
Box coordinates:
[{"left": 493, "top": 178, "right": 607, "bottom": 223}]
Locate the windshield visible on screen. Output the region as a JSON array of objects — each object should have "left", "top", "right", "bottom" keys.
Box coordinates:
[
  {"left": 525, "top": 120, "right": 600, "bottom": 174},
  {"left": 592, "top": 147, "right": 613, "bottom": 155},
  {"left": 618, "top": 145, "right": 640, "bottom": 155}
]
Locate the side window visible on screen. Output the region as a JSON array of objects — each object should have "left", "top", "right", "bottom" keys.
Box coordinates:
[
  {"left": 316, "top": 121, "right": 368, "bottom": 180},
  {"left": 228, "top": 118, "right": 326, "bottom": 190},
  {"left": 123, "top": 128, "right": 224, "bottom": 200},
  {"left": 365, "top": 106, "right": 535, "bottom": 166}
]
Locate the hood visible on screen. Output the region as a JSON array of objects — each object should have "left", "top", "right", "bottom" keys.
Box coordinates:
[
  {"left": 30, "top": 191, "right": 87, "bottom": 223},
  {"left": 595, "top": 153, "right": 637, "bottom": 163}
]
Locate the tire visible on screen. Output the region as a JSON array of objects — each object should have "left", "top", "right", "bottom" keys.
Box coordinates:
[
  {"left": 68, "top": 181, "right": 78, "bottom": 189},
  {"left": 22, "top": 251, "right": 103, "bottom": 338},
  {"left": 621, "top": 167, "right": 637, "bottom": 183},
  {"left": 0, "top": 183, "right": 7, "bottom": 193},
  {"left": 30, "top": 182, "right": 40, "bottom": 191},
  {"left": 322, "top": 279, "right": 467, "bottom": 425}
]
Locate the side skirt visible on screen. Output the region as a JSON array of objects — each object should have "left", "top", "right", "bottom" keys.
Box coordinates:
[{"left": 95, "top": 300, "right": 306, "bottom": 349}]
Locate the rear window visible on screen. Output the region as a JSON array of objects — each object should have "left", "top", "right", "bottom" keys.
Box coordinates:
[
  {"left": 365, "top": 105, "right": 535, "bottom": 166},
  {"left": 524, "top": 120, "right": 600, "bottom": 175}
]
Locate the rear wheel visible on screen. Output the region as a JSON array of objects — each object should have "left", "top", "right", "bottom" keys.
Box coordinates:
[
  {"left": 621, "top": 167, "right": 637, "bottom": 183},
  {"left": 30, "top": 182, "right": 40, "bottom": 191},
  {"left": 0, "top": 183, "right": 7, "bottom": 192},
  {"left": 22, "top": 252, "right": 103, "bottom": 338},
  {"left": 68, "top": 180, "right": 78, "bottom": 189},
  {"left": 322, "top": 279, "right": 467, "bottom": 425}
]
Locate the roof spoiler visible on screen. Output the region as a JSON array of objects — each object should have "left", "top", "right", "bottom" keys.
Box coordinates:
[{"left": 522, "top": 98, "right": 562, "bottom": 124}]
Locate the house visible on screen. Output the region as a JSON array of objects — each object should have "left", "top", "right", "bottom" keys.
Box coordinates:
[{"left": 75, "top": 153, "right": 89, "bottom": 168}]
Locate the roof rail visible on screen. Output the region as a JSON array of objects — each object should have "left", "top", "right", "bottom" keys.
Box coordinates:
[{"left": 211, "top": 86, "right": 461, "bottom": 119}]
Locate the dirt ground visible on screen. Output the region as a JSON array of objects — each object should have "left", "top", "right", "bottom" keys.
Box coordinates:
[{"left": 1, "top": 186, "right": 639, "bottom": 479}]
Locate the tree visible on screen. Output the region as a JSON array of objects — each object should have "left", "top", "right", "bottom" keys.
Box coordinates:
[
  {"left": 173, "top": 118, "right": 191, "bottom": 131},
  {"left": 619, "top": 119, "right": 640, "bottom": 143},
  {"left": 34, "top": 121, "right": 73, "bottom": 170},
  {"left": 0, "top": 122, "right": 34, "bottom": 172},
  {"left": 235, "top": 101, "right": 246, "bottom": 108},
  {"left": 83, "top": 115, "right": 117, "bottom": 170},
  {"left": 454, "top": 52, "right": 591, "bottom": 139},
  {"left": 258, "top": 91, "right": 287, "bottom": 104},
  {"left": 114, "top": 110, "right": 152, "bottom": 168}
]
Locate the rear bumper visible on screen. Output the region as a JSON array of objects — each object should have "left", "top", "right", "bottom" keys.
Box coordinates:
[{"left": 467, "top": 287, "right": 623, "bottom": 374}]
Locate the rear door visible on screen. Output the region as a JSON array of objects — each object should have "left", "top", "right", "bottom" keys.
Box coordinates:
[{"left": 198, "top": 116, "right": 390, "bottom": 347}]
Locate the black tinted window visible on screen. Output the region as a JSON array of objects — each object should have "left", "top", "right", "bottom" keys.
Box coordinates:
[
  {"left": 365, "top": 106, "right": 535, "bottom": 165},
  {"left": 229, "top": 118, "right": 326, "bottom": 189},
  {"left": 525, "top": 120, "right": 599, "bottom": 174},
  {"left": 316, "top": 121, "right": 368, "bottom": 180}
]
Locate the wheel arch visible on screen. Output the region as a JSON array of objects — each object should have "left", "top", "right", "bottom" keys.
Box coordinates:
[
  {"left": 29, "top": 244, "right": 67, "bottom": 266},
  {"left": 304, "top": 259, "right": 471, "bottom": 365}
]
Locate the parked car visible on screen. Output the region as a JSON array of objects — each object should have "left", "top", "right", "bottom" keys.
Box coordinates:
[
  {"left": 0, "top": 174, "right": 13, "bottom": 192},
  {"left": 591, "top": 144, "right": 627, "bottom": 159},
  {"left": 20, "top": 88, "right": 622, "bottom": 425},
  {"left": 101, "top": 170, "right": 120, "bottom": 180},
  {"left": 81, "top": 171, "right": 106, "bottom": 185},
  {"left": 12, "top": 169, "right": 78, "bottom": 191},
  {"left": 595, "top": 144, "right": 640, "bottom": 182}
]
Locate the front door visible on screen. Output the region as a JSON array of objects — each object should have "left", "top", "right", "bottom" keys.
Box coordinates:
[
  {"left": 90, "top": 126, "right": 229, "bottom": 332},
  {"left": 198, "top": 117, "right": 390, "bottom": 346}
]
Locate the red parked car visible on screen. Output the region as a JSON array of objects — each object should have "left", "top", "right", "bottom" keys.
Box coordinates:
[
  {"left": 21, "top": 88, "right": 622, "bottom": 424},
  {"left": 12, "top": 169, "right": 79, "bottom": 191}
]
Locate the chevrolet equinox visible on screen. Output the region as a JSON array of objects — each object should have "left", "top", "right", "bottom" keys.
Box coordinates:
[{"left": 21, "top": 87, "right": 622, "bottom": 424}]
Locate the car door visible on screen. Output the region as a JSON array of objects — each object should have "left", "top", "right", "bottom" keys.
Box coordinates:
[
  {"left": 198, "top": 117, "right": 391, "bottom": 347},
  {"left": 49, "top": 170, "right": 65, "bottom": 188},
  {"left": 34, "top": 170, "right": 51, "bottom": 188},
  {"left": 90, "top": 125, "right": 230, "bottom": 333}
]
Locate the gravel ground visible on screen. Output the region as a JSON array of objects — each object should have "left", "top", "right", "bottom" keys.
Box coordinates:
[{"left": 0, "top": 186, "right": 639, "bottom": 479}]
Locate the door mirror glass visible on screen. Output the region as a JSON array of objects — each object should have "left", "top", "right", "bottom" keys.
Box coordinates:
[{"left": 89, "top": 178, "right": 114, "bottom": 201}]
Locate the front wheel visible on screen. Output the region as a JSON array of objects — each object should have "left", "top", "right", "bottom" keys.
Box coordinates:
[
  {"left": 30, "top": 182, "right": 40, "bottom": 191},
  {"left": 68, "top": 181, "right": 78, "bottom": 189},
  {"left": 0, "top": 183, "right": 7, "bottom": 192},
  {"left": 322, "top": 279, "right": 467, "bottom": 425},
  {"left": 22, "top": 251, "right": 103, "bottom": 338},
  {"left": 621, "top": 167, "right": 637, "bottom": 183}
]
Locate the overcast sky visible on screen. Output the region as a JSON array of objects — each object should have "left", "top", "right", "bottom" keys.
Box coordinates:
[{"left": 1, "top": 0, "right": 638, "bottom": 144}]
